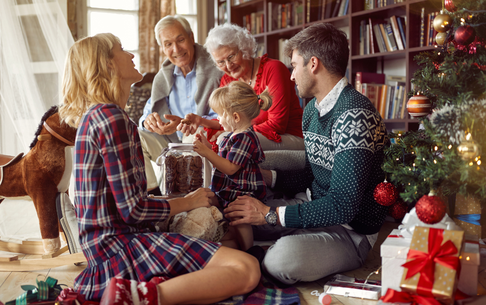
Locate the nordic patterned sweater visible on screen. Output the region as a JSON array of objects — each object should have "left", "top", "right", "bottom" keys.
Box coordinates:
[{"left": 276, "top": 84, "right": 389, "bottom": 235}]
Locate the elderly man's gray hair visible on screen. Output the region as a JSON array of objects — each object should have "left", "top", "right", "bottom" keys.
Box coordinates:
[{"left": 154, "top": 15, "right": 193, "bottom": 46}]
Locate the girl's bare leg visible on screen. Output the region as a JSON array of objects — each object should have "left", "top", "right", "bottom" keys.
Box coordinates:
[
  {"left": 235, "top": 224, "right": 253, "bottom": 251},
  {"left": 157, "top": 246, "right": 260, "bottom": 304}
]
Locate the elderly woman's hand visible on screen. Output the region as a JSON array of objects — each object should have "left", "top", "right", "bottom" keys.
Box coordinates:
[{"left": 224, "top": 195, "right": 270, "bottom": 226}]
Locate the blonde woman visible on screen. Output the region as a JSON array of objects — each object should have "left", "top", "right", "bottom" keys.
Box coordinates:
[{"left": 59, "top": 33, "right": 259, "bottom": 304}]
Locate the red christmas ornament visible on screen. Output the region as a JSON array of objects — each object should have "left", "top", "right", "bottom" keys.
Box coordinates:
[
  {"left": 406, "top": 94, "right": 432, "bottom": 118},
  {"left": 374, "top": 181, "right": 399, "bottom": 206},
  {"left": 445, "top": 0, "right": 457, "bottom": 12},
  {"left": 389, "top": 200, "right": 408, "bottom": 220},
  {"left": 455, "top": 25, "right": 476, "bottom": 46},
  {"left": 415, "top": 194, "right": 447, "bottom": 224}
]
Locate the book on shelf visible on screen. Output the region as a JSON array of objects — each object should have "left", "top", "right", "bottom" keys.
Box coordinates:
[
  {"left": 256, "top": 42, "right": 265, "bottom": 57},
  {"left": 378, "top": 84, "right": 388, "bottom": 119},
  {"left": 379, "top": 23, "right": 391, "bottom": 52},
  {"left": 385, "top": 75, "right": 406, "bottom": 119},
  {"left": 396, "top": 16, "right": 406, "bottom": 48},
  {"left": 218, "top": 2, "right": 227, "bottom": 24},
  {"left": 361, "top": 83, "right": 382, "bottom": 110},
  {"left": 389, "top": 16, "right": 404, "bottom": 50},
  {"left": 332, "top": 0, "right": 342, "bottom": 18},
  {"left": 384, "top": 23, "right": 398, "bottom": 51},
  {"left": 306, "top": 0, "right": 320, "bottom": 23},
  {"left": 420, "top": 7, "right": 425, "bottom": 47},
  {"left": 325, "top": 0, "right": 334, "bottom": 19},
  {"left": 354, "top": 72, "right": 385, "bottom": 95}
]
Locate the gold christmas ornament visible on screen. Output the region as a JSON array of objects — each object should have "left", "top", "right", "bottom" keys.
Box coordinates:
[
  {"left": 433, "top": 13, "right": 453, "bottom": 33},
  {"left": 436, "top": 32, "right": 448, "bottom": 45},
  {"left": 457, "top": 133, "right": 481, "bottom": 160}
]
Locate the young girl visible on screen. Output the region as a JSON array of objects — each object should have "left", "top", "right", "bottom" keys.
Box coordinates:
[{"left": 192, "top": 81, "right": 272, "bottom": 251}]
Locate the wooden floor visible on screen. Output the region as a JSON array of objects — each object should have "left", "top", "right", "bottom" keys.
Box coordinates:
[{"left": 1, "top": 199, "right": 485, "bottom": 304}]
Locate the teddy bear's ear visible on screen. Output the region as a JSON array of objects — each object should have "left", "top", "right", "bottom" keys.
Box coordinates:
[{"left": 210, "top": 206, "right": 223, "bottom": 221}]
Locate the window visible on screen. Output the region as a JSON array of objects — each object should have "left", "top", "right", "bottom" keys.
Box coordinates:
[
  {"left": 86, "top": 0, "right": 140, "bottom": 68},
  {"left": 175, "top": 0, "right": 198, "bottom": 42}
]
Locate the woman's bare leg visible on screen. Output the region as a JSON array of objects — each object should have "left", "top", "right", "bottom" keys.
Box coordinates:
[{"left": 157, "top": 246, "right": 260, "bottom": 304}]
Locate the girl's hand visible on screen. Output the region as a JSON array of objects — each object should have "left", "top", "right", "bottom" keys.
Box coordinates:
[
  {"left": 184, "top": 188, "right": 214, "bottom": 210},
  {"left": 193, "top": 132, "right": 212, "bottom": 157},
  {"left": 177, "top": 113, "right": 201, "bottom": 137}
]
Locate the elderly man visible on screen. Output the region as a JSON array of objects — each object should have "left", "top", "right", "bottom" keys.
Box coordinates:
[
  {"left": 139, "top": 15, "right": 223, "bottom": 194},
  {"left": 224, "top": 23, "right": 389, "bottom": 285}
]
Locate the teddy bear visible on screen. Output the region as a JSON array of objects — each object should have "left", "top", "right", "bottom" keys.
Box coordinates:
[{"left": 169, "top": 206, "right": 225, "bottom": 242}]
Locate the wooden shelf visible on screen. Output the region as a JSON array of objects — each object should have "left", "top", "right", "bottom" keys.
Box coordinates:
[{"left": 214, "top": 0, "right": 440, "bottom": 131}]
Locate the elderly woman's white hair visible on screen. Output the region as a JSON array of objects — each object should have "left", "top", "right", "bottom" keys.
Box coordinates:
[
  {"left": 204, "top": 23, "right": 257, "bottom": 61},
  {"left": 154, "top": 15, "right": 193, "bottom": 46}
]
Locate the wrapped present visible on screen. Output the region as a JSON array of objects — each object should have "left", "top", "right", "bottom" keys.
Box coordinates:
[
  {"left": 399, "top": 227, "right": 464, "bottom": 305},
  {"left": 457, "top": 239, "right": 480, "bottom": 296},
  {"left": 452, "top": 194, "right": 486, "bottom": 239},
  {"left": 381, "top": 229, "right": 480, "bottom": 297}
]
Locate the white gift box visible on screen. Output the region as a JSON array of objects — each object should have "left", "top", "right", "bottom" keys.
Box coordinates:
[{"left": 380, "top": 229, "right": 480, "bottom": 296}]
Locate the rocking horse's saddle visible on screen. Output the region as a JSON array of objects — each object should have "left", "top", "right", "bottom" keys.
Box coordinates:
[{"left": 0, "top": 153, "right": 24, "bottom": 186}]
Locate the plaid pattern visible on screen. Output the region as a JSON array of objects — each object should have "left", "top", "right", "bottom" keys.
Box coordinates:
[
  {"left": 212, "top": 127, "right": 266, "bottom": 207},
  {"left": 73, "top": 104, "right": 220, "bottom": 300},
  {"left": 217, "top": 275, "right": 300, "bottom": 305}
]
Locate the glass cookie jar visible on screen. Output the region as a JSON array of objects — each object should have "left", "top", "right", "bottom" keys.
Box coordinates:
[{"left": 156, "top": 143, "right": 209, "bottom": 197}]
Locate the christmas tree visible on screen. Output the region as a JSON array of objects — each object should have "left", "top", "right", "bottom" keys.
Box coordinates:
[{"left": 382, "top": 0, "right": 486, "bottom": 210}]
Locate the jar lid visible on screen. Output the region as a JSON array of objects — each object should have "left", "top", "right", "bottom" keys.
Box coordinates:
[{"left": 168, "top": 143, "right": 194, "bottom": 151}]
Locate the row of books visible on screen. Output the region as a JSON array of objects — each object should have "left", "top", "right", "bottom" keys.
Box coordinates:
[
  {"left": 359, "top": 16, "right": 406, "bottom": 55},
  {"left": 420, "top": 9, "right": 440, "bottom": 47},
  {"left": 306, "top": 0, "right": 350, "bottom": 23},
  {"left": 268, "top": 2, "right": 304, "bottom": 32},
  {"left": 355, "top": 72, "right": 409, "bottom": 120},
  {"left": 364, "top": 0, "right": 404, "bottom": 10},
  {"left": 242, "top": 11, "right": 264, "bottom": 35}
]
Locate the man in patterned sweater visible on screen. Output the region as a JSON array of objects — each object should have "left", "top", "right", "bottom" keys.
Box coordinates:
[{"left": 224, "top": 23, "right": 389, "bottom": 285}]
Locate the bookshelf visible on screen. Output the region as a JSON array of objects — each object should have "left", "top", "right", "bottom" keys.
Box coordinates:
[{"left": 214, "top": 0, "right": 442, "bottom": 131}]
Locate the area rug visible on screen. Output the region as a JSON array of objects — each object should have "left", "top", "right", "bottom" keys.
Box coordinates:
[{"left": 216, "top": 275, "right": 300, "bottom": 305}]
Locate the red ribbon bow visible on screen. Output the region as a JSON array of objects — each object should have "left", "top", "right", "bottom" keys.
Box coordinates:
[
  {"left": 381, "top": 289, "right": 442, "bottom": 305},
  {"left": 401, "top": 228, "right": 460, "bottom": 296}
]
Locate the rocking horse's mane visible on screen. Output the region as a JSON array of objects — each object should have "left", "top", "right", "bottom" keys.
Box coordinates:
[{"left": 29, "top": 105, "right": 59, "bottom": 150}]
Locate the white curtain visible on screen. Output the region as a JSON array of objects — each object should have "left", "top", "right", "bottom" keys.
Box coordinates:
[
  {"left": 0, "top": 0, "right": 73, "bottom": 241},
  {"left": 0, "top": 0, "right": 73, "bottom": 155}
]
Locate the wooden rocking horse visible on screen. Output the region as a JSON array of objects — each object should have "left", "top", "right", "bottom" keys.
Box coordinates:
[{"left": 0, "top": 106, "right": 85, "bottom": 268}]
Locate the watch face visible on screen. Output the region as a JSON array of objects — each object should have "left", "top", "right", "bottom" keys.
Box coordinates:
[{"left": 265, "top": 211, "right": 277, "bottom": 226}]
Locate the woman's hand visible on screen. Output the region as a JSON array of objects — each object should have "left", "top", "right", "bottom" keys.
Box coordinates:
[
  {"left": 193, "top": 131, "right": 213, "bottom": 158},
  {"left": 168, "top": 188, "right": 215, "bottom": 216},
  {"left": 184, "top": 188, "right": 214, "bottom": 209},
  {"left": 177, "top": 113, "right": 201, "bottom": 137},
  {"left": 224, "top": 195, "right": 270, "bottom": 226}
]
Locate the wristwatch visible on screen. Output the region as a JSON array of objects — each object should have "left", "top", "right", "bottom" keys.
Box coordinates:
[{"left": 265, "top": 206, "right": 278, "bottom": 226}]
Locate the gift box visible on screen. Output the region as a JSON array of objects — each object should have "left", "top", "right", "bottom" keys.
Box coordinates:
[
  {"left": 399, "top": 226, "right": 464, "bottom": 305},
  {"left": 452, "top": 194, "right": 486, "bottom": 239},
  {"left": 381, "top": 229, "right": 480, "bottom": 297}
]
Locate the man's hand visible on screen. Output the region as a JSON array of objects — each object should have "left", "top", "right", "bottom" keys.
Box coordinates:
[
  {"left": 177, "top": 113, "right": 201, "bottom": 137},
  {"left": 143, "top": 113, "right": 182, "bottom": 135},
  {"left": 193, "top": 131, "right": 213, "bottom": 158},
  {"left": 224, "top": 195, "right": 270, "bottom": 226}
]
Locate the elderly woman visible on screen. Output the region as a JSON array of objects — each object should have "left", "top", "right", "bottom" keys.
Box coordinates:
[{"left": 180, "top": 23, "right": 304, "bottom": 151}]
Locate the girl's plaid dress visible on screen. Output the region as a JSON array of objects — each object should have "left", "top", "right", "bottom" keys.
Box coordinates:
[
  {"left": 212, "top": 126, "right": 266, "bottom": 207},
  {"left": 73, "top": 104, "right": 220, "bottom": 300}
]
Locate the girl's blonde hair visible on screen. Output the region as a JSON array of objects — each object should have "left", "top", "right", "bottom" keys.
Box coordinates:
[
  {"left": 59, "top": 33, "right": 123, "bottom": 128},
  {"left": 209, "top": 81, "right": 272, "bottom": 121}
]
